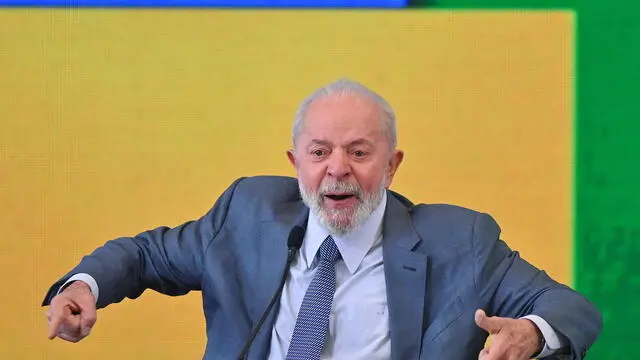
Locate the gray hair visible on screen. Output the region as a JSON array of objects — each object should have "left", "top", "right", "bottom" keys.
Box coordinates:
[{"left": 292, "top": 78, "right": 397, "bottom": 151}]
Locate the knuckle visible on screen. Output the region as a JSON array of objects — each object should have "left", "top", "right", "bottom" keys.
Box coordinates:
[
  {"left": 85, "top": 317, "right": 97, "bottom": 327},
  {"left": 62, "top": 335, "right": 78, "bottom": 343}
]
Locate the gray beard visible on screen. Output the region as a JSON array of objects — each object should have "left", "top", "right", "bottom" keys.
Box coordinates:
[{"left": 298, "top": 176, "right": 387, "bottom": 236}]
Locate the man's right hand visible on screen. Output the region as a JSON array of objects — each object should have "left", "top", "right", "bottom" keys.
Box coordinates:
[{"left": 46, "top": 281, "right": 97, "bottom": 342}]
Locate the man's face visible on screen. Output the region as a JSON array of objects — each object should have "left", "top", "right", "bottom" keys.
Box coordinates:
[{"left": 288, "top": 94, "right": 404, "bottom": 235}]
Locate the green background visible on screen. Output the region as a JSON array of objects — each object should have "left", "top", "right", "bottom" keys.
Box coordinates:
[{"left": 410, "top": 0, "right": 640, "bottom": 357}]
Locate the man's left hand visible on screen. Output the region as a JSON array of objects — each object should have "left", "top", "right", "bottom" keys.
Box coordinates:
[{"left": 474, "top": 309, "right": 543, "bottom": 360}]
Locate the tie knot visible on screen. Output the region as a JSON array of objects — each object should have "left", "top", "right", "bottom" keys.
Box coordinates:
[{"left": 319, "top": 236, "right": 341, "bottom": 264}]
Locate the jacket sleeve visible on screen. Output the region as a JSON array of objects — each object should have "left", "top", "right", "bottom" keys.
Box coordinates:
[
  {"left": 472, "top": 212, "right": 603, "bottom": 360},
  {"left": 42, "top": 177, "right": 245, "bottom": 309}
]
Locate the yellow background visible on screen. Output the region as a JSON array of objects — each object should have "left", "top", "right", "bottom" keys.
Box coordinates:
[{"left": 0, "top": 10, "right": 573, "bottom": 359}]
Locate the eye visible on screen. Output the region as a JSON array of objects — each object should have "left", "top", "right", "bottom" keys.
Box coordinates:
[
  {"left": 312, "top": 149, "right": 326, "bottom": 157},
  {"left": 353, "top": 150, "right": 366, "bottom": 157}
]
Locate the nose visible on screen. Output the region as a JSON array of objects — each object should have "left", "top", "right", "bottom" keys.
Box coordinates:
[{"left": 327, "top": 150, "right": 351, "bottom": 180}]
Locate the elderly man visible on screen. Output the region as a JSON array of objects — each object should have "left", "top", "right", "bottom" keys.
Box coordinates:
[{"left": 44, "top": 79, "right": 602, "bottom": 360}]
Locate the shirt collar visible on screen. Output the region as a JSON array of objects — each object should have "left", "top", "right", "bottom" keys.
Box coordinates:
[{"left": 301, "top": 191, "right": 387, "bottom": 274}]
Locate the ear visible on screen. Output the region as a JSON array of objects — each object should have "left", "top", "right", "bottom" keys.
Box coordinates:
[
  {"left": 287, "top": 149, "right": 297, "bottom": 168},
  {"left": 385, "top": 149, "right": 404, "bottom": 187}
]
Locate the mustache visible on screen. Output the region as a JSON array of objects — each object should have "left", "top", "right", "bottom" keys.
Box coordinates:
[{"left": 318, "top": 181, "right": 362, "bottom": 197}]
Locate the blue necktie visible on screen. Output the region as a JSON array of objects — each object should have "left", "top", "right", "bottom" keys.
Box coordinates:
[{"left": 286, "top": 236, "right": 341, "bottom": 360}]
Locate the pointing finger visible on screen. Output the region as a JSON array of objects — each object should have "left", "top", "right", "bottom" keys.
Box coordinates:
[{"left": 47, "top": 304, "right": 71, "bottom": 340}]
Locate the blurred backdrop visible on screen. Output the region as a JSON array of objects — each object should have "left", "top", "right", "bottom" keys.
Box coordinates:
[{"left": 0, "top": 1, "right": 637, "bottom": 359}]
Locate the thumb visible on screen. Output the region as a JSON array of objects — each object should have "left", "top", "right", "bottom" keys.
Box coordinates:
[{"left": 474, "top": 309, "right": 504, "bottom": 334}]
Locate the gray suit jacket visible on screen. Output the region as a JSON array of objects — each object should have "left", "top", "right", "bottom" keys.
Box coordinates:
[{"left": 43, "top": 176, "right": 602, "bottom": 359}]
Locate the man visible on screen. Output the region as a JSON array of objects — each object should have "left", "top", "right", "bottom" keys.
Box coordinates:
[{"left": 44, "top": 79, "right": 602, "bottom": 359}]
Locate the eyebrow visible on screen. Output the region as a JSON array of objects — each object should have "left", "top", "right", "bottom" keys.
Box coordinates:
[
  {"left": 307, "top": 138, "right": 373, "bottom": 148},
  {"left": 308, "top": 139, "right": 333, "bottom": 147},
  {"left": 347, "top": 139, "right": 373, "bottom": 147}
]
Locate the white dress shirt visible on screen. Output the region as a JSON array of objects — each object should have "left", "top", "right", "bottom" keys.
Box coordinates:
[
  {"left": 268, "top": 192, "right": 390, "bottom": 360},
  {"left": 63, "top": 191, "right": 564, "bottom": 358}
]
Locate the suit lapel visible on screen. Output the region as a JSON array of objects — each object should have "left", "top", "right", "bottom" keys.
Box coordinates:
[
  {"left": 249, "top": 201, "right": 309, "bottom": 359},
  {"left": 383, "top": 192, "right": 429, "bottom": 360}
]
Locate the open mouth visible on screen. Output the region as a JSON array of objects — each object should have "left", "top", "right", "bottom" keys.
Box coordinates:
[{"left": 325, "top": 194, "right": 355, "bottom": 201}]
